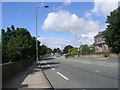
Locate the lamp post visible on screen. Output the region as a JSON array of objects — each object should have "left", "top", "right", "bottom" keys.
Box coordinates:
[
  {"left": 36, "top": 6, "right": 49, "bottom": 64},
  {"left": 76, "top": 35, "right": 82, "bottom": 57}
]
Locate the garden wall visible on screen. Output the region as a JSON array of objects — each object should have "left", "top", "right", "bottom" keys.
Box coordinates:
[{"left": 2, "top": 59, "right": 34, "bottom": 84}]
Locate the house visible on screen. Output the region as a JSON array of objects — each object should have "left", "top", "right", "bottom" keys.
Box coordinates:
[
  {"left": 94, "top": 32, "right": 108, "bottom": 52},
  {"left": 89, "top": 45, "right": 95, "bottom": 51}
]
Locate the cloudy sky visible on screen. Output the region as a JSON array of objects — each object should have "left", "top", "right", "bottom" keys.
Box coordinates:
[{"left": 2, "top": 0, "right": 119, "bottom": 49}]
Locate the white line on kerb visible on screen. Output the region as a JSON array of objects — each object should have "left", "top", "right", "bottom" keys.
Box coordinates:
[{"left": 57, "top": 72, "right": 69, "bottom": 80}]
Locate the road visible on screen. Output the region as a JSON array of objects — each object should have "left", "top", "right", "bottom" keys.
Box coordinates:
[{"left": 40, "top": 56, "right": 119, "bottom": 88}]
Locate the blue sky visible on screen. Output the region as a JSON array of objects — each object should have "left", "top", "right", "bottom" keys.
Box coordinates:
[{"left": 2, "top": 1, "right": 118, "bottom": 49}]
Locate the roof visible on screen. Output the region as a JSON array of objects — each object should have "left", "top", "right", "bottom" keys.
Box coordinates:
[{"left": 94, "top": 32, "right": 103, "bottom": 38}]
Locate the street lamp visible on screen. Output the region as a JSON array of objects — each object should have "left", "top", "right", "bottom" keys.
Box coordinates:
[
  {"left": 76, "top": 35, "right": 82, "bottom": 57},
  {"left": 36, "top": 6, "right": 49, "bottom": 64}
]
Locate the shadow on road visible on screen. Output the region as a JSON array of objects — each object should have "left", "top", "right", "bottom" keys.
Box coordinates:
[
  {"left": 41, "top": 66, "right": 59, "bottom": 70},
  {"left": 40, "top": 57, "right": 55, "bottom": 61},
  {"left": 39, "top": 58, "right": 60, "bottom": 71}
]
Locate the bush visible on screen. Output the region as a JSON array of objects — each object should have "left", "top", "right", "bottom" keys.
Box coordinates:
[{"left": 70, "top": 49, "right": 79, "bottom": 57}]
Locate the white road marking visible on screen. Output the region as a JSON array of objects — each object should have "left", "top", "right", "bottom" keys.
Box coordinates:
[
  {"left": 43, "top": 61, "right": 46, "bottom": 63},
  {"left": 57, "top": 72, "right": 69, "bottom": 80},
  {"left": 86, "top": 62, "right": 91, "bottom": 64},
  {"left": 47, "top": 65, "right": 50, "bottom": 66},
  {"left": 44, "top": 61, "right": 47, "bottom": 63},
  {"left": 52, "top": 68, "right": 55, "bottom": 70},
  {"left": 94, "top": 70, "right": 100, "bottom": 72},
  {"left": 65, "top": 63, "right": 66, "bottom": 64}
]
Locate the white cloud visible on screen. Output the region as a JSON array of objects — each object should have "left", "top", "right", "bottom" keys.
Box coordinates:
[
  {"left": 37, "top": 37, "right": 71, "bottom": 50},
  {"left": 63, "top": 0, "right": 71, "bottom": 6},
  {"left": 37, "top": 33, "right": 97, "bottom": 50},
  {"left": 41, "top": 10, "right": 100, "bottom": 34},
  {"left": 80, "top": 31, "right": 98, "bottom": 45},
  {"left": 84, "top": 12, "right": 92, "bottom": 18},
  {"left": 91, "top": 0, "right": 119, "bottom": 16},
  {"left": 52, "top": 0, "right": 71, "bottom": 12}
]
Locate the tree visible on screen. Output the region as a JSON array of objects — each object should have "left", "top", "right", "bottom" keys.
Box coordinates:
[
  {"left": 103, "top": 7, "right": 120, "bottom": 54},
  {"left": 11, "top": 25, "right": 15, "bottom": 30},
  {"left": 81, "top": 45, "right": 90, "bottom": 55},
  {"left": 63, "top": 45, "right": 73, "bottom": 54},
  {"left": 47, "top": 48, "right": 52, "bottom": 54},
  {"left": 56, "top": 48, "right": 61, "bottom": 53},
  {"left": 39, "top": 45, "right": 48, "bottom": 56},
  {"left": 70, "top": 49, "right": 79, "bottom": 57},
  {"left": 38, "top": 45, "right": 53, "bottom": 57},
  {"left": 52, "top": 48, "right": 57, "bottom": 54},
  {"left": 2, "top": 26, "right": 36, "bottom": 63}
]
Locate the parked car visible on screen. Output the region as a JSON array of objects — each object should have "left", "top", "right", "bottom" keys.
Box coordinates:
[{"left": 64, "top": 54, "right": 69, "bottom": 58}]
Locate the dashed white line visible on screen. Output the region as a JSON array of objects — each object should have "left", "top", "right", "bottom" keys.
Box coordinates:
[
  {"left": 88, "top": 63, "right": 91, "bottom": 64},
  {"left": 44, "top": 61, "right": 47, "bottom": 63},
  {"left": 94, "top": 70, "right": 100, "bottom": 72},
  {"left": 57, "top": 72, "right": 69, "bottom": 80},
  {"left": 51, "top": 68, "right": 55, "bottom": 70}
]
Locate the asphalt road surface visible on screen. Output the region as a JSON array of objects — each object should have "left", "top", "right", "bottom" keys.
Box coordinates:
[{"left": 40, "top": 56, "right": 119, "bottom": 88}]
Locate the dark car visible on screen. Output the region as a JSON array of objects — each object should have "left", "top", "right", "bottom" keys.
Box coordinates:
[{"left": 64, "top": 54, "right": 68, "bottom": 58}]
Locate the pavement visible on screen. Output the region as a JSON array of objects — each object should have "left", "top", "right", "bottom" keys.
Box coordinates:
[
  {"left": 3, "top": 61, "right": 52, "bottom": 89},
  {"left": 40, "top": 56, "right": 119, "bottom": 88}
]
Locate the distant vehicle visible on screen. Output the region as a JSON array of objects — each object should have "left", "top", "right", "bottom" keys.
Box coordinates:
[{"left": 64, "top": 54, "right": 68, "bottom": 58}]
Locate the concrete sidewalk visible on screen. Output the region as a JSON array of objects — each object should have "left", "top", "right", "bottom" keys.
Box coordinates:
[{"left": 3, "top": 62, "right": 52, "bottom": 89}]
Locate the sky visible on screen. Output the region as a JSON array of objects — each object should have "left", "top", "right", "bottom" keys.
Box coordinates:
[{"left": 2, "top": 0, "right": 119, "bottom": 50}]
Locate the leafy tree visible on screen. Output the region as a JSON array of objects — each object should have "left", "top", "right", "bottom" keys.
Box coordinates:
[
  {"left": 39, "top": 45, "right": 48, "bottom": 56},
  {"left": 70, "top": 49, "right": 79, "bottom": 57},
  {"left": 52, "top": 48, "right": 57, "bottom": 54},
  {"left": 103, "top": 7, "right": 120, "bottom": 54},
  {"left": 47, "top": 48, "right": 52, "bottom": 54},
  {"left": 7, "top": 27, "right": 11, "bottom": 32},
  {"left": 81, "top": 45, "right": 90, "bottom": 55},
  {"left": 2, "top": 25, "right": 52, "bottom": 63},
  {"left": 63, "top": 45, "right": 73, "bottom": 54},
  {"left": 2, "top": 26, "right": 36, "bottom": 63},
  {"left": 11, "top": 25, "right": 15, "bottom": 30},
  {"left": 39, "top": 45, "right": 52, "bottom": 57},
  {"left": 56, "top": 48, "right": 61, "bottom": 53}
]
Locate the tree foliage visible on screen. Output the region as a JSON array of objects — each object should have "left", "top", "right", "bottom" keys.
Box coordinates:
[
  {"left": 52, "top": 48, "right": 61, "bottom": 54},
  {"left": 81, "top": 45, "right": 90, "bottom": 55},
  {"left": 2, "top": 26, "right": 36, "bottom": 63},
  {"left": 52, "top": 48, "right": 57, "bottom": 54},
  {"left": 63, "top": 45, "right": 73, "bottom": 54},
  {"left": 103, "top": 7, "right": 120, "bottom": 54},
  {"left": 39, "top": 45, "right": 52, "bottom": 56},
  {"left": 68, "top": 48, "right": 79, "bottom": 57}
]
